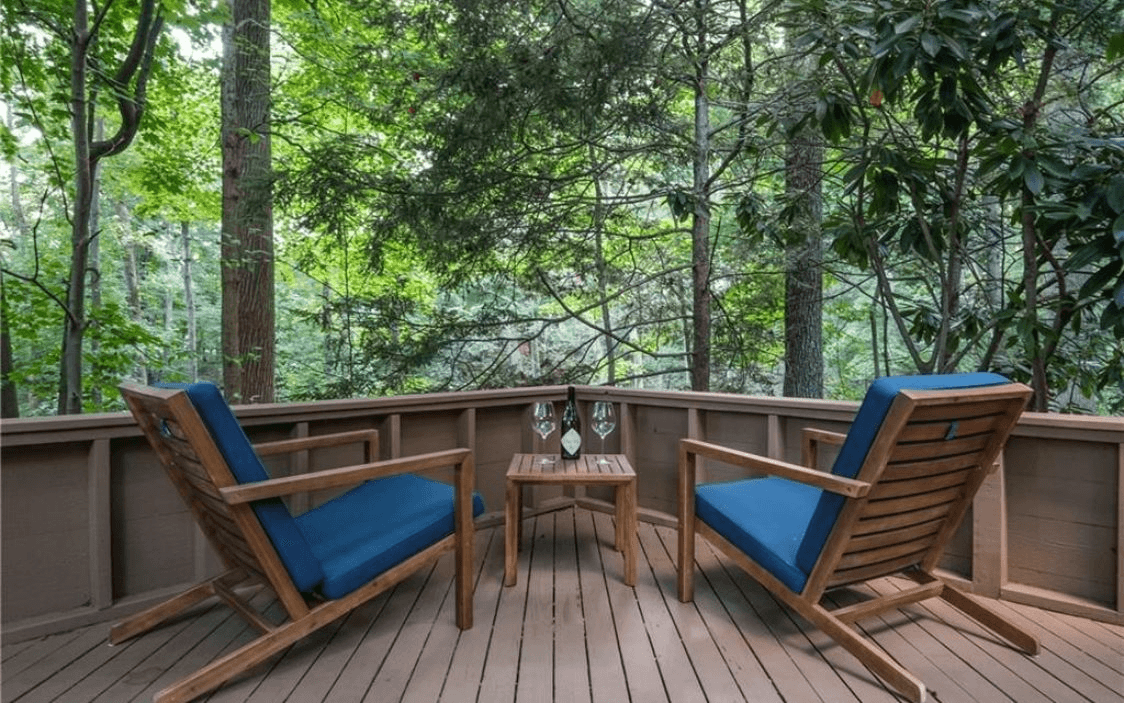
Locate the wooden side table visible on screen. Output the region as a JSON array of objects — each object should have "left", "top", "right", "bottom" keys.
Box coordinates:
[{"left": 504, "top": 453, "right": 637, "bottom": 587}]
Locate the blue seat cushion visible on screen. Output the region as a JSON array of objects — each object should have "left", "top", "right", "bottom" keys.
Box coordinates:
[
  {"left": 295, "top": 473, "right": 486, "bottom": 599},
  {"left": 169, "top": 382, "right": 325, "bottom": 592},
  {"left": 166, "top": 382, "right": 486, "bottom": 599},
  {"left": 696, "top": 477, "right": 824, "bottom": 593},
  {"left": 794, "top": 372, "right": 1011, "bottom": 575}
]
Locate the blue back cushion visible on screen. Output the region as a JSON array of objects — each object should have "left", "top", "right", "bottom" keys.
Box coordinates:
[
  {"left": 794, "top": 372, "right": 1011, "bottom": 574},
  {"left": 168, "top": 382, "right": 325, "bottom": 592}
]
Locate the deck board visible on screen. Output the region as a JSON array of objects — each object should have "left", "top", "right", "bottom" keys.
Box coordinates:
[
  {"left": 875, "top": 580, "right": 1073, "bottom": 703},
  {"left": 438, "top": 530, "right": 503, "bottom": 703},
  {"left": 4, "top": 509, "right": 1124, "bottom": 703},
  {"left": 554, "top": 509, "right": 592, "bottom": 703},
  {"left": 628, "top": 518, "right": 708, "bottom": 703},
  {"left": 327, "top": 569, "right": 433, "bottom": 702},
  {"left": 592, "top": 511, "right": 670, "bottom": 703},
  {"left": 638, "top": 518, "right": 742, "bottom": 702},
  {"left": 516, "top": 512, "right": 556, "bottom": 703},
  {"left": 573, "top": 510, "right": 629, "bottom": 703}
]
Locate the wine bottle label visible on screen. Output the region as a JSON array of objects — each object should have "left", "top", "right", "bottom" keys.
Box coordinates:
[{"left": 561, "top": 428, "right": 582, "bottom": 455}]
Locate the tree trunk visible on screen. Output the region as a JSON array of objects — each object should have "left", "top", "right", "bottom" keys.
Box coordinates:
[
  {"left": 1, "top": 275, "right": 16, "bottom": 418},
  {"left": 590, "top": 155, "right": 616, "bottom": 385},
  {"left": 689, "top": 0, "right": 712, "bottom": 392},
  {"left": 182, "top": 221, "right": 198, "bottom": 382},
  {"left": 1020, "top": 41, "right": 1059, "bottom": 411},
  {"left": 61, "top": 0, "right": 94, "bottom": 414},
  {"left": 117, "top": 199, "right": 147, "bottom": 382},
  {"left": 221, "top": 0, "right": 275, "bottom": 403},
  {"left": 89, "top": 119, "right": 103, "bottom": 406},
  {"left": 58, "top": 0, "right": 162, "bottom": 413},
  {"left": 783, "top": 121, "right": 824, "bottom": 398},
  {"left": 3, "top": 110, "right": 24, "bottom": 418}
]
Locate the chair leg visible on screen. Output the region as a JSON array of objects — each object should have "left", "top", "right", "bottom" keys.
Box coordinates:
[
  {"left": 678, "top": 447, "right": 696, "bottom": 602},
  {"left": 677, "top": 516, "right": 696, "bottom": 602},
  {"left": 110, "top": 570, "right": 247, "bottom": 645},
  {"left": 454, "top": 528, "right": 474, "bottom": 630},
  {"left": 152, "top": 611, "right": 322, "bottom": 703},
  {"left": 802, "top": 601, "right": 928, "bottom": 703},
  {"left": 937, "top": 581, "right": 1040, "bottom": 655}
]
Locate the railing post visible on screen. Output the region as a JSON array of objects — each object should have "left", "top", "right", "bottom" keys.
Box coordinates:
[
  {"left": 1117, "top": 442, "right": 1123, "bottom": 615},
  {"left": 384, "top": 414, "right": 402, "bottom": 459},
  {"left": 89, "top": 438, "right": 112, "bottom": 611},
  {"left": 686, "top": 406, "right": 703, "bottom": 482},
  {"left": 620, "top": 402, "right": 635, "bottom": 464},
  {"left": 458, "top": 407, "right": 476, "bottom": 453},
  {"left": 766, "top": 413, "right": 782, "bottom": 460},
  {"left": 288, "top": 422, "right": 311, "bottom": 514}
]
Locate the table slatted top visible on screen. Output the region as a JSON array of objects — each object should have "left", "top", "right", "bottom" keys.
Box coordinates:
[{"left": 506, "top": 453, "right": 636, "bottom": 482}]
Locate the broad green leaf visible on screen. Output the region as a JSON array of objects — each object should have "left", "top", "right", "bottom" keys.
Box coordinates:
[
  {"left": 920, "top": 32, "right": 940, "bottom": 57},
  {"left": 892, "top": 45, "right": 915, "bottom": 79},
  {"left": 894, "top": 16, "right": 921, "bottom": 35},
  {"left": 1076, "top": 195, "right": 1095, "bottom": 221},
  {"left": 1024, "top": 165, "right": 1044, "bottom": 195},
  {"left": 1107, "top": 176, "right": 1124, "bottom": 214},
  {"left": 1037, "top": 155, "right": 1070, "bottom": 179},
  {"left": 1008, "top": 154, "right": 1025, "bottom": 180},
  {"left": 871, "top": 34, "right": 897, "bottom": 58},
  {"left": 1080, "top": 260, "right": 1123, "bottom": 299}
]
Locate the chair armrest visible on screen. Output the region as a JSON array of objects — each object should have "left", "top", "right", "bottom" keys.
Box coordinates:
[
  {"left": 803, "top": 427, "right": 846, "bottom": 446},
  {"left": 801, "top": 427, "right": 846, "bottom": 469},
  {"left": 680, "top": 438, "right": 869, "bottom": 498},
  {"left": 220, "top": 447, "right": 472, "bottom": 504},
  {"left": 253, "top": 429, "right": 379, "bottom": 461}
]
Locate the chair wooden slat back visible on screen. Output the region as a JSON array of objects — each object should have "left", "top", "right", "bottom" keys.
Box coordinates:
[
  {"left": 121, "top": 385, "right": 299, "bottom": 609},
  {"left": 811, "top": 384, "right": 1030, "bottom": 595},
  {"left": 115, "top": 382, "right": 480, "bottom": 703},
  {"left": 679, "top": 376, "right": 1037, "bottom": 703}
]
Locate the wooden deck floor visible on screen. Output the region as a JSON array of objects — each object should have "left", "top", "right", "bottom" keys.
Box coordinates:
[{"left": 4, "top": 507, "right": 1123, "bottom": 703}]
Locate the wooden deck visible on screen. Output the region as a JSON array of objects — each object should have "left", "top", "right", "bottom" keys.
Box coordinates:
[{"left": 4, "top": 507, "right": 1123, "bottom": 703}]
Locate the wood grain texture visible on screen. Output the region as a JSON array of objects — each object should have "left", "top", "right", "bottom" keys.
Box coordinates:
[
  {"left": 678, "top": 382, "right": 1040, "bottom": 703},
  {"left": 6, "top": 516, "right": 1124, "bottom": 703},
  {"left": 105, "top": 384, "right": 476, "bottom": 703},
  {"left": 504, "top": 453, "right": 637, "bottom": 588}
]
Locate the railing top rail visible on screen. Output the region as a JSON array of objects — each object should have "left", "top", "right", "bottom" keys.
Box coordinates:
[{"left": 3, "top": 384, "right": 1122, "bottom": 447}]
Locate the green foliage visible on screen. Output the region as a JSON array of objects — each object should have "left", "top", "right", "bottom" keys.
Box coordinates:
[
  {"left": 4, "top": 0, "right": 1122, "bottom": 414},
  {"left": 789, "top": 0, "right": 1124, "bottom": 408}
]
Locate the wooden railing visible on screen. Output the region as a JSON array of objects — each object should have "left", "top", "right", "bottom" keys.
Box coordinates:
[{"left": 2, "top": 385, "right": 1122, "bottom": 643}]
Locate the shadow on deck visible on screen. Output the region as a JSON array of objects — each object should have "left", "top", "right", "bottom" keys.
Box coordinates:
[{"left": 3, "top": 508, "right": 1123, "bottom": 703}]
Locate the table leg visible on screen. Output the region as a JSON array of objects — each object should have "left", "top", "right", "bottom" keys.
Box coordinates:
[
  {"left": 614, "top": 488, "right": 625, "bottom": 550},
  {"left": 505, "top": 479, "right": 520, "bottom": 586},
  {"left": 618, "top": 481, "right": 637, "bottom": 587}
]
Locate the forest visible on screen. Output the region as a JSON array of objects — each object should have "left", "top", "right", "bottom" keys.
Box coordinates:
[{"left": 2, "top": 0, "right": 1123, "bottom": 418}]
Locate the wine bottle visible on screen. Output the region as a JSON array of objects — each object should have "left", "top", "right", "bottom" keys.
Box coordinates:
[{"left": 560, "top": 386, "right": 582, "bottom": 459}]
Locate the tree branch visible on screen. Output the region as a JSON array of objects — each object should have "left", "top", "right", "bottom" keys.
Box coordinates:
[{"left": 90, "top": 0, "right": 164, "bottom": 161}]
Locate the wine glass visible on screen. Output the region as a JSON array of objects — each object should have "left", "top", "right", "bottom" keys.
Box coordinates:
[
  {"left": 531, "top": 402, "right": 557, "bottom": 464},
  {"left": 591, "top": 401, "right": 616, "bottom": 464}
]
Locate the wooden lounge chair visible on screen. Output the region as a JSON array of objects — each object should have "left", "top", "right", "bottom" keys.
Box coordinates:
[
  {"left": 677, "top": 373, "right": 1038, "bottom": 703},
  {"left": 113, "top": 382, "right": 483, "bottom": 703}
]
